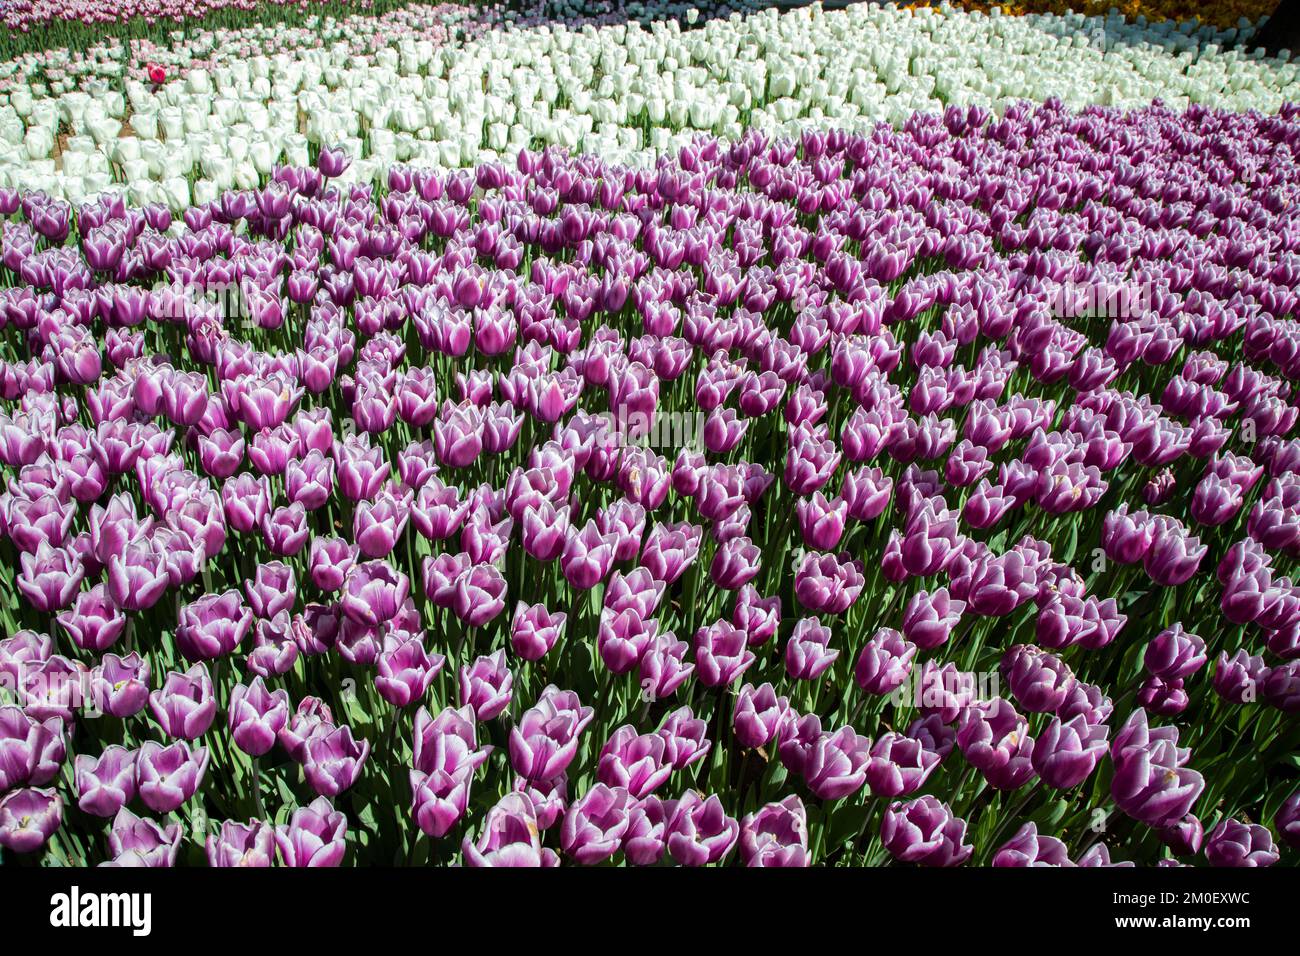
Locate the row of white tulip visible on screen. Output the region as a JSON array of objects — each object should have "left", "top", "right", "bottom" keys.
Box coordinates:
[
  {"left": 0, "top": 0, "right": 748, "bottom": 97},
  {"left": 0, "top": 2, "right": 1293, "bottom": 210}
]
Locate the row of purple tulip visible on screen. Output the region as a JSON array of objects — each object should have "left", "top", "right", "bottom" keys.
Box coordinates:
[{"left": 0, "top": 99, "right": 1298, "bottom": 866}]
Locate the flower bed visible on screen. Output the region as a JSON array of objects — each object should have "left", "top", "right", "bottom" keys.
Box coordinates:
[
  {"left": 0, "top": 0, "right": 485, "bottom": 59},
  {"left": 0, "top": 3, "right": 1295, "bottom": 213},
  {"left": 914, "top": 0, "right": 1278, "bottom": 31},
  {"left": 0, "top": 0, "right": 762, "bottom": 60},
  {"left": 0, "top": 90, "right": 1298, "bottom": 865}
]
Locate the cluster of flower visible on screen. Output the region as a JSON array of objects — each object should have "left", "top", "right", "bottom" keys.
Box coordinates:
[
  {"left": 0, "top": 86, "right": 1298, "bottom": 865},
  {"left": 0, "top": 3, "right": 1293, "bottom": 212},
  {"left": 915, "top": 0, "right": 1274, "bottom": 31}
]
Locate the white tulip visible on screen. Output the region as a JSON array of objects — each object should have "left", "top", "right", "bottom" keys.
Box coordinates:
[
  {"left": 24, "top": 127, "right": 54, "bottom": 161},
  {"left": 87, "top": 115, "right": 121, "bottom": 145},
  {"left": 438, "top": 139, "right": 461, "bottom": 168},
  {"left": 233, "top": 160, "right": 260, "bottom": 190},
  {"left": 9, "top": 88, "right": 32, "bottom": 117},
  {"left": 81, "top": 170, "right": 114, "bottom": 199},
  {"left": 187, "top": 71, "right": 213, "bottom": 95},
  {"left": 161, "top": 151, "right": 193, "bottom": 181},
  {"left": 159, "top": 109, "right": 185, "bottom": 140},
  {"left": 120, "top": 157, "right": 152, "bottom": 183},
  {"left": 2, "top": 2, "right": 1293, "bottom": 211},
  {"left": 127, "top": 179, "right": 154, "bottom": 206},
  {"left": 161, "top": 177, "right": 191, "bottom": 212},
  {"left": 137, "top": 139, "right": 165, "bottom": 176},
  {"left": 283, "top": 135, "right": 310, "bottom": 167},
  {"left": 129, "top": 110, "right": 159, "bottom": 140},
  {"left": 201, "top": 153, "right": 233, "bottom": 186},
  {"left": 245, "top": 140, "right": 273, "bottom": 177}
]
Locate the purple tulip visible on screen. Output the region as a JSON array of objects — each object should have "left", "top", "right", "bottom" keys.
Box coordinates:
[
  {"left": 106, "top": 541, "right": 169, "bottom": 612},
  {"left": 207, "top": 819, "right": 275, "bottom": 867},
  {"left": 842, "top": 465, "right": 893, "bottom": 520},
  {"left": 1274, "top": 792, "right": 1300, "bottom": 851},
  {"left": 244, "top": 561, "right": 296, "bottom": 619},
  {"left": 275, "top": 797, "right": 348, "bottom": 867},
  {"left": 148, "top": 664, "right": 217, "bottom": 740},
  {"left": 855, "top": 627, "right": 917, "bottom": 696},
  {"left": 136, "top": 740, "right": 209, "bottom": 813},
  {"left": 452, "top": 563, "right": 507, "bottom": 628},
  {"left": 1032, "top": 715, "right": 1108, "bottom": 789},
  {"left": 1204, "top": 819, "right": 1280, "bottom": 867},
  {"left": 797, "top": 492, "right": 847, "bottom": 550},
  {"left": 1075, "top": 843, "right": 1133, "bottom": 867},
  {"left": 1213, "top": 649, "right": 1267, "bottom": 703},
  {"left": 666, "top": 791, "right": 739, "bottom": 866},
  {"left": 74, "top": 746, "right": 137, "bottom": 818},
  {"left": 462, "top": 792, "right": 559, "bottom": 867},
  {"left": 786, "top": 617, "right": 839, "bottom": 681},
  {"left": 56, "top": 583, "right": 126, "bottom": 652},
  {"left": 957, "top": 698, "right": 1037, "bottom": 791},
  {"left": 803, "top": 725, "right": 871, "bottom": 800},
  {"left": 1111, "top": 712, "right": 1204, "bottom": 829},
  {"left": 90, "top": 652, "right": 150, "bottom": 718},
  {"left": 865, "top": 732, "right": 943, "bottom": 798},
  {"left": 410, "top": 705, "right": 492, "bottom": 838},
  {"left": 1144, "top": 624, "right": 1208, "bottom": 681},
  {"left": 176, "top": 590, "right": 252, "bottom": 661},
  {"left": 262, "top": 503, "right": 310, "bottom": 556},
  {"left": 308, "top": 536, "right": 356, "bottom": 592},
  {"left": 228, "top": 677, "right": 291, "bottom": 756},
  {"left": 640, "top": 521, "right": 702, "bottom": 584},
  {"left": 513, "top": 774, "right": 568, "bottom": 831},
  {"left": 561, "top": 520, "right": 618, "bottom": 590},
  {"left": 318, "top": 146, "right": 351, "bottom": 178},
  {"left": 413, "top": 478, "right": 470, "bottom": 541},
  {"left": 597, "top": 725, "right": 671, "bottom": 799},
  {"left": 341, "top": 560, "right": 411, "bottom": 627},
  {"left": 1143, "top": 518, "right": 1207, "bottom": 586},
  {"left": 739, "top": 796, "right": 809, "bottom": 867},
  {"left": 458, "top": 650, "right": 514, "bottom": 720},
  {"left": 0, "top": 788, "right": 62, "bottom": 853},
  {"left": 733, "top": 682, "right": 792, "bottom": 750},
  {"left": 302, "top": 725, "right": 369, "bottom": 797},
  {"left": 510, "top": 602, "right": 566, "bottom": 661},
  {"left": 694, "top": 620, "right": 756, "bottom": 687},
  {"left": 1160, "top": 814, "right": 1205, "bottom": 856},
  {"left": 105, "top": 807, "right": 182, "bottom": 867},
  {"left": 17, "top": 542, "right": 83, "bottom": 612},
  {"left": 658, "top": 706, "right": 712, "bottom": 771},
  {"left": 880, "top": 796, "right": 972, "bottom": 866},
  {"left": 733, "top": 584, "right": 781, "bottom": 646},
  {"left": 794, "top": 550, "right": 865, "bottom": 614},
  {"left": 1263, "top": 661, "right": 1300, "bottom": 712},
  {"left": 622, "top": 795, "right": 669, "bottom": 866},
  {"left": 901, "top": 587, "right": 964, "bottom": 650},
  {"left": 562, "top": 784, "right": 632, "bottom": 865},
  {"left": 279, "top": 696, "right": 336, "bottom": 764},
  {"left": 1137, "top": 675, "right": 1190, "bottom": 717},
  {"left": 992, "top": 822, "right": 1073, "bottom": 867},
  {"left": 0, "top": 705, "right": 64, "bottom": 791},
  {"left": 1002, "top": 644, "right": 1076, "bottom": 713},
  {"left": 510, "top": 685, "right": 594, "bottom": 781},
  {"left": 376, "top": 638, "right": 444, "bottom": 709}
]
